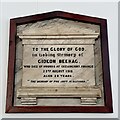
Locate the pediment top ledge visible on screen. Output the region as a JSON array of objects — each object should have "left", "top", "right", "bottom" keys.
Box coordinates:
[{"left": 18, "top": 33, "right": 99, "bottom": 39}]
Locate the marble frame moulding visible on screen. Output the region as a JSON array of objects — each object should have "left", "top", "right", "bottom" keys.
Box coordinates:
[{"left": 6, "top": 11, "right": 113, "bottom": 113}]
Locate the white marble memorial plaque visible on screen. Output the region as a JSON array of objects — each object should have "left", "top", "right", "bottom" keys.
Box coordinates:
[
  {"left": 6, "top": 11, "right": 113, "bottom": 113},
  {"left": 15, "top": 18, "right": 103, "bottom": 106}
]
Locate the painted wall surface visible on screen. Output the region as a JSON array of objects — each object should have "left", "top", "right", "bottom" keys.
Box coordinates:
[{"left": 0, "top": 2, "right": 118, "bottom": 118}]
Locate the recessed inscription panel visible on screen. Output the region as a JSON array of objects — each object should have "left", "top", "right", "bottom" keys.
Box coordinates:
[{"left": 22, "top": 44, "right": 95, "bottom": 87}]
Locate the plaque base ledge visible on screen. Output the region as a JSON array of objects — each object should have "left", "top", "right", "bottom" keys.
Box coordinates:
[{"left": 17, "top": 87, "right": 101, "bottom": 105}]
